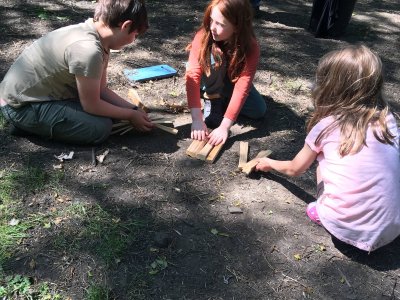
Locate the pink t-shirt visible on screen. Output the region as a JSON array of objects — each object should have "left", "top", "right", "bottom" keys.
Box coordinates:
[{"left": 305, "top": 114, "right": 400, "bottom": 251}]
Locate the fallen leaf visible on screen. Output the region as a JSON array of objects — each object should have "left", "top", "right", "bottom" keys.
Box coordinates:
[
  {"left": 9, "top": 218, "right": 19, "bottom": 226},
  {"left": 96, "top": 149, "right": 109, "bottom": 163},
  {"left": 211, "top": 228, "right": 219, "bottom": 235},
  {"left": 294, "top": 254, "right": 302, "bottom": 260}
]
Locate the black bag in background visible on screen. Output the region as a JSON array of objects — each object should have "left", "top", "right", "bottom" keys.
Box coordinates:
[{"left": 309, "top": 0, "right": 357, "bottom": 38}]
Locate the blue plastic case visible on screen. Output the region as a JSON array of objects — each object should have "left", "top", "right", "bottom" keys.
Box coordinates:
[{"left": 124, "top": 64, "right": 177, "bottom": 82}]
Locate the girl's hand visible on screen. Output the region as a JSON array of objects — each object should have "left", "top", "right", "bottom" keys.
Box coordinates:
[
  {"left": 255, "top": 157, "right": 273, "bottom": 172},
  {"left": 129, "top": 110, "right": 153, "bottom": 132},
  {"left": 208, "top": 125, "right": 229, "bottom": 146},
  {"left": 191, "top": 120, "right": 208, "bottom": 141}
]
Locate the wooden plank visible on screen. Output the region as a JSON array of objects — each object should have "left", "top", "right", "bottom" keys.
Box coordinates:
[
  {"left": 127, "top": 88, "right": 149, "bottom": 112},
  {"left": 153, "top": 123, "right": 178, "bottom": 135},
  {"left": 196, "top": 143, "right": 213, "bottom": 160},
  {"left": 186, "top": 140, "right": 207, "bottom": 157},
  {"left": 242, "top": 150, "right": 272, "bottom": 176},
  {"left": 205, "top": 142, "right": 224, "bottom": 164},
  {"left": 238, "top": 141, "right": 249, "bottom": 169}
]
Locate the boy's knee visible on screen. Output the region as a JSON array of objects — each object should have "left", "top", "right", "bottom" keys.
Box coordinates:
[{"left": 92, "top": 118, "right": 113, "bottom": 144}]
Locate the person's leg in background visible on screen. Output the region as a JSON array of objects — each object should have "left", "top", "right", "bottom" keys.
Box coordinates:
[
  {"left": 250, "top": 0, "right": 262, "bottom": 17},
  {"left": 1, "top": 100, "right": 112, "bottom": 145},
  {"left": 239, "top": 85, "right": 266, "bottom": 119}
]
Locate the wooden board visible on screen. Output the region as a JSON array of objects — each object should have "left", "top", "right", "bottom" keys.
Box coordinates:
[
  {"left": 205, "top": 142, "right": 224, "bottom": 163},
  {"left": 186, "top": 140, "right": 208, "bottom": 157},
  {"left": 242, "top": 149, "right": 272, "bottom": 176},
  {"left": 186, "top": 139, "right": 224, "bottom": 163},
  {"left": 238, "top": 141, "right": 249, "bottom": 169},
  {"left": 196, "top": 143, "right": 213, "bottom": 160}
]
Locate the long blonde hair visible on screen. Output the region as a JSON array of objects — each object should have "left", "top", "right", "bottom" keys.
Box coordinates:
[{"left": 307, "top": 45, "right": 395, "bottom": 156}]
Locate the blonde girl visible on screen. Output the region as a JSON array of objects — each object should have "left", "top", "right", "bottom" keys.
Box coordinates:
[{"left": 256, "top": 45, "right": 400, "bottom": 252}]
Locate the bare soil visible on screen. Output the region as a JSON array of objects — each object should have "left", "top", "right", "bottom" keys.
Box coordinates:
[{"left": 1, "top": 0, "right": 399, "bottom": 299}]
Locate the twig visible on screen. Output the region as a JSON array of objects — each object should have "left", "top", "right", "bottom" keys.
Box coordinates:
[
  {"left": 153, "top": 123, "right": 178, "bottom": 135},
  {"left": 111, "top": 125, "right": 132, "bottom": 135},
  {"left": 120, "top": 126, "right": 134, "bottom": 135},
  {"left": 280, "top": 272, "right": 308, "bottom": 288},
  {"left": 91, "top": 147, "right": 96, "bottom": 167},
  {"left": 336, "top": 266, "right": 352, "bottom": 288}
]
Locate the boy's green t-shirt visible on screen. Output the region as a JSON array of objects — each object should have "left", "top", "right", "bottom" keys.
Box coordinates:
[{"left": 0, "top": 19, "right": 108, "bottom": 108}]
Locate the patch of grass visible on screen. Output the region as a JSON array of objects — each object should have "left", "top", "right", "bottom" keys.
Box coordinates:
[
  {"left": 55, "top": 203, "right": 145, "bottom": 265},
  {"left": 0, "top": 274, "right": 63, "bottom": 300},
  {"left": 0, "top": 166, "right": 63, "bottom": 263},
  {"left": 85, "top": 284, "right": 111, "bottom": 300}
]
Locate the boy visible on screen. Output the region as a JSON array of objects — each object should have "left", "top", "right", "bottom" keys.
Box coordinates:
[{"left": 0, "top": 0, "right": 153, "bottom": 144}]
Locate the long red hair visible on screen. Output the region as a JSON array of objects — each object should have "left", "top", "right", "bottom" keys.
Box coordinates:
[{"left": 194, "top": 0, "right": 254, "bottom": 82}]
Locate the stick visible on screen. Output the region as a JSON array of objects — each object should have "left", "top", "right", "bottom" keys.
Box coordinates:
[
  {"left": 152, "top": 119, "right": 174, "bottom": 125},
  {"left": 238, "top": 141, "right": 249, "bottom": 169},
  {"left": 153, "top": 123, "right": 178, "bottom": 135},
  {"left": 242, "top": 150, "right": 272, "bottom": 176},
  {"left": 127, "top": 88, "right": 149, "bottom": 112},
  {"left": 111, "top": 125, "right": 132, "bottom": 135},
  {"left": 120, "top": 126, "right": 134, "bottom": 135},
  {"left": 112, "top": 122, "right": 131, "bottom": 129}
]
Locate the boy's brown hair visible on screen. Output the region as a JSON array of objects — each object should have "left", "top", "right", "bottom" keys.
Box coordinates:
[
  {"left": 94, "top": 0, "right": 148, "bottom": 35},
  {"left": 308, "top": 45, "right": 395, "bottom": 156}
]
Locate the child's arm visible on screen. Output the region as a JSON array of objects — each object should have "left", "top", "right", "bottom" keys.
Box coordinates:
[
  {"left": 76, "top": 75, "right": 153, "bottom": 131},
  {"left": 255, "top": 143, "right": 317, "bottom": 176}
]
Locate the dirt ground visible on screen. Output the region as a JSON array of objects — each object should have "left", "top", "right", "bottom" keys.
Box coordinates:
[{"left": 1, "top": 0, "right": 399, "bottom": 299}]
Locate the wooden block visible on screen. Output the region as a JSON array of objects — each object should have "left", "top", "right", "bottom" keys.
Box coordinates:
[
  {"left": 242, "top": 150, "right": 272, "bottom": 176},
  {"left": 153, "top": 123, "right": 178, "bottom": 135},
  {"left": 238, "top": 141, "right": 249, "bottom": 169},
  {"left": 206, "top": 142, "right": 224, "bottom": 164},
  {"left": 128, "top": 88, "right": 149, "bottom": 112},
  {"left": 196, "top": 143, "right": 213, "bottom": 160},
  {"left": 186, "top": 140, "right": 207, "bottom": 157}
]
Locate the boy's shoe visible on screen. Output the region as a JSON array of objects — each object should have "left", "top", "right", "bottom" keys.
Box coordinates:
[
  {"left": 306, "top": 202, "right": 322, "bottom": 226},
  {"left": 204, "top": 99, "right": 225, "bottom": 129}
]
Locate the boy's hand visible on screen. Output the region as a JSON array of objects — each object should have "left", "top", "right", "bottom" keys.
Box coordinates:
[
  {"left": 129, "top": 110, "right": 153, "bottom": 132},
  {"left": 255, "top": 157, "right": 273, "bottom": 172},
  {"left": 191, "top": 120, "right": 208, "bottom": 141}
]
